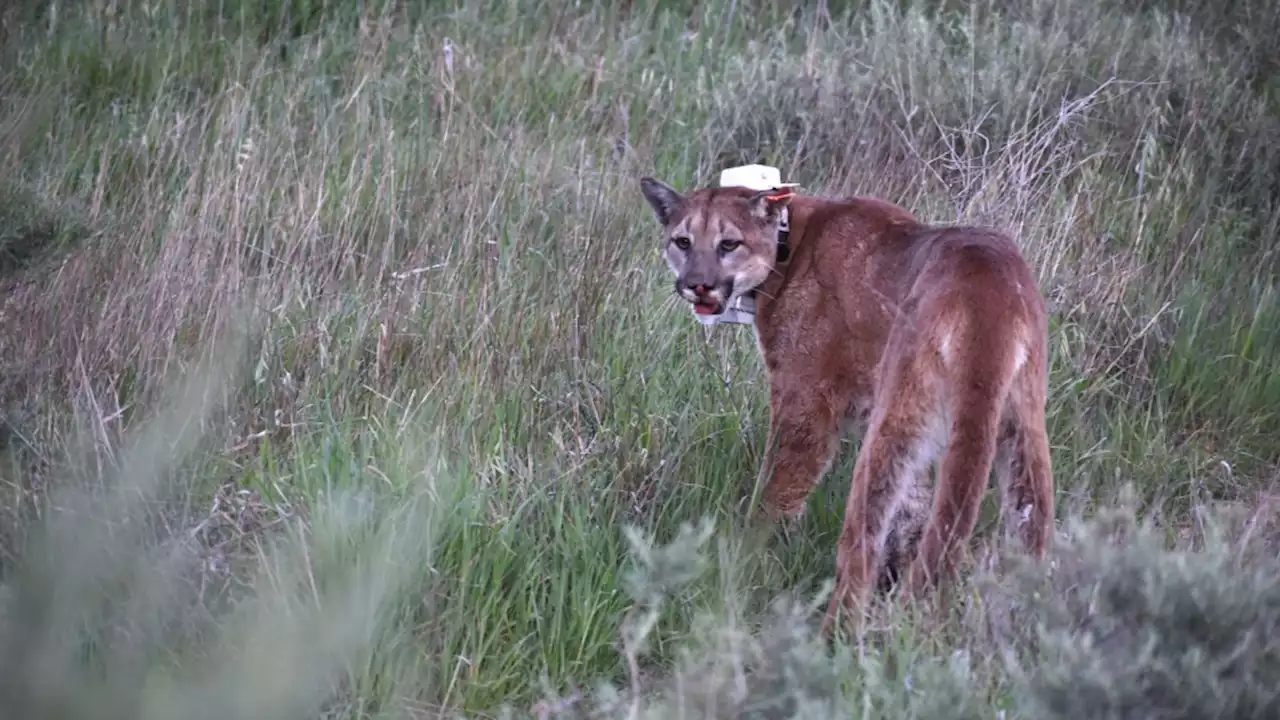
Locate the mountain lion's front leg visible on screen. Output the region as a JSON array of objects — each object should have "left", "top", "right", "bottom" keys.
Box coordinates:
[{"left": 757, "top": 381, "right": 842, "bottom": 520}]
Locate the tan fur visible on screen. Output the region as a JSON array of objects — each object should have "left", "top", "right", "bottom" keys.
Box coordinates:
[{"left": 640, "top": 178, "right": 1055, "bottom": 634}]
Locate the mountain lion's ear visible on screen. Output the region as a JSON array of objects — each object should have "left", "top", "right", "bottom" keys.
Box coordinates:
[
  {"left": 747, "top": 187, "right": 795, "bottom": 222},
  {"left": 640, "top": 177, "right": 686, "bottom": 226}
]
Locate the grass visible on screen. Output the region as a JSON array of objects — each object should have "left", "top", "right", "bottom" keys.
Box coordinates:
[{"left": 1, "top": 0, "right": 1279, "bottom": 716}]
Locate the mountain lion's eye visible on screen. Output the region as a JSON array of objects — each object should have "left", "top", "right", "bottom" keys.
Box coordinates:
[
  {"left": 672, "top": 236, "right": 692, "bottom": 250},
  {"left": 719, "top": 239, "right": 742, "bottom": 252}
]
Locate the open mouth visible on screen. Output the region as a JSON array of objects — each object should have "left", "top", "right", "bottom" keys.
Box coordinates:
[{"left": 692, "top": 299, "right": 723, "bottom": 315}]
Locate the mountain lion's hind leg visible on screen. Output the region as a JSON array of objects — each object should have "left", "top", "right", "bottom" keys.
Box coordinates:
[
  {"left": 905, "top": 349, "right": 1018, "bottom": 597},
  {"left": 823, "top": 344, "right": 945, "bottom": 634}
]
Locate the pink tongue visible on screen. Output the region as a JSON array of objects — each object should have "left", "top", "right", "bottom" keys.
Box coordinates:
[{"left": 693, "top": 302, "right": 717, "bottom": 315}]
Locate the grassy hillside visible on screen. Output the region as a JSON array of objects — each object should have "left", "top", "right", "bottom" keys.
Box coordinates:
[{"left": 1, "top": 0, "right": 1279, "bottom": 717}]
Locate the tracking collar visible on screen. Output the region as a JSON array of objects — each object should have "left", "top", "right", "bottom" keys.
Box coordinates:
[
  {"left": 736, "top": 208, "right": 790, "bottom": 314},
  {"left": 775, "top": 206, "right": 792, "bottom": 263}
]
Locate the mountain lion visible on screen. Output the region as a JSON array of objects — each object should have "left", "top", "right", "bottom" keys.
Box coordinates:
[{"left": 639, "top": 176, "right": 1054, "bottom": 634}]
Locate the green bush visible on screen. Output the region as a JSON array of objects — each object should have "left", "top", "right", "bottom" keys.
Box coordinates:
[{"left": 994, "top": 495, "right": 1280, "bottom": 720}]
